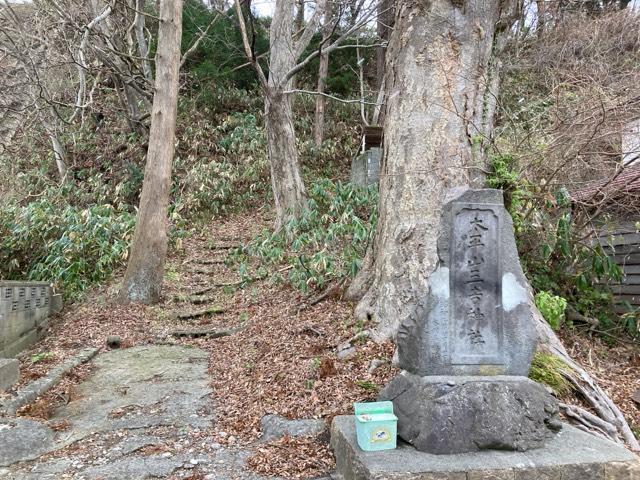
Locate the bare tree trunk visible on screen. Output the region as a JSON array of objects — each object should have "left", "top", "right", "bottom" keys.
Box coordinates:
[
  {"left": 49, "top": 132, "right": 67, "bottom": 181},
  {"left": 289, "top": 0, "right": 305, "bottom": 98},
  {"left": 347, "top": 0, "right": 517, "bottom": 340},
  {"left": 313, "top": 1, "right": 333, "bottom": 146},
  {"left": 44, "top": 120, "right": 67, "bottom": 181},
  {"left": 123, "top": 83, "right": 146, "bottom": 135},
  {"left": 134, "top": 0, "right": 153, "bottom": 82},
  {"left": 89, "top": 0, "right": 151, "bottom": 135},
  {"left": 536, "top": 0, "right": 546, "bottom": 34},
  {"left": 39, "top": 110, "right": 67, "bottom": 181},
  {"left": 265, "top": 89, "right": 307, "bottom": 229},
  {"left": 356, "top": 43, "right": 368, "bottom": 125},
  {"left": 118, "top": 0, "right": 183, "bottom": 304},
  {"left": 236, "top": 0, "right": 371, "bottom": 228},
  {"left": 371, "top": 76, "right": 385, "bottom": 126},
  {"left": 263, "top": 0, "right": 308, "bottom": 229}
]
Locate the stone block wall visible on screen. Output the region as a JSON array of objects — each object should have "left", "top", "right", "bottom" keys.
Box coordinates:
[{"left": 0, "top": 281, "right": 61, "bottom": 358}]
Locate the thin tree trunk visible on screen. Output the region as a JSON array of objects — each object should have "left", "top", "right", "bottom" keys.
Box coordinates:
[
  {"left": 90, "top": 0, "right": 150, "bottom": 135},
  {"left": 265, "top": 89, "right": 307, "bottom": 229},
  {"left": 313, "top": 0, "right": 333, "bottom": 146},
  {"left": 111, "top": 74, "right": 139, "bottom": 134},
  {"left": 123, "top": 83, "right": 145, "bottom": 135},
  {"left": 289, "top": 0, "right": 305, "bottom": 105},
  {"left": 264, "top": 0, "right": 308, "bottom": 228},
  {"left": 312, "top": 54, "right": 330, "bottom": 145},
  {"left": 49, "top": 132, "right": 67, "bottom": 181},
  {"left": 134, "top": 0, "right": 153, "bottom": 82},
  {"left": 371, "top": 76, "right": 385, "bottom": 126},
  {"left": 536, "top": 0, "right": 547, "bottom": 34},
  {"left": 118, "top": 0, "right": 183, "bottom": 304},
  {"left": 356, "top": 44, "right": 368, "bottom": 125},
  {"left": 375, "top": 0, "right": 394, "bottom": 94},
  {"left": 41, "top": 112, "right": 67, "bottom": 181},
  {"left": 347, "top": 0, "right": 517, "bottom": 340}
]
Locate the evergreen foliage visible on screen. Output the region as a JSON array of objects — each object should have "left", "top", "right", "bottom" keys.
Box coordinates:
[{"left": 181, "top": 0, "right": 269, "bottom": 89}]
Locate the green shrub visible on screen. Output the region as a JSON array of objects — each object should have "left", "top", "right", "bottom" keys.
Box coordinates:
[
  {"left": 173, "top": 112, "right": 270, "bottom": 218},
  {"left": 535, "top": 291, "right": 568, "bottom": 330},
  {"left": 486, "top": 153, "right": 624, "bottom": 336},
  {"left": 181, "top": 0, "right": 268, "bottom": 89},
  {"left": 217, "top": 112, "right": 266, "bottom": 154},
  {"left": 234, "top": 179, "right": 378, "bottom": 292},
  {"left": 0, "top": 199, "right": 135, "bottom": 298}
]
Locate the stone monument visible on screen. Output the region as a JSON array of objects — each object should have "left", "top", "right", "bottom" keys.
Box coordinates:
[
  {"left": 331, "top": 189, "right": 640, "bottom": 478},
  {"left": 379, "top": 188, "right": 561, "bottom": 454}
]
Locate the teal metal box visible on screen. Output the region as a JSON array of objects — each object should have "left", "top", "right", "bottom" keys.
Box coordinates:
[{"left": 354, "top": 401, "right": 397, "bottom": 451}]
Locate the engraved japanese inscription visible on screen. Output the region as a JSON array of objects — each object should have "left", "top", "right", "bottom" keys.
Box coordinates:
[{"left": 450, "top": 204, "right": 503, "bottom": 365}]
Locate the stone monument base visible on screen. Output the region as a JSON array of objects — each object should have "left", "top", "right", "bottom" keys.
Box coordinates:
[
  {"left": 379, "top": 374, "right": 561, "bottom": 454},
  {"left": 331, "top": 415, "right": 640, "bottom": 480}
]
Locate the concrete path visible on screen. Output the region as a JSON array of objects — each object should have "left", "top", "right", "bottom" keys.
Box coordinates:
[{"left": 0, "top": 345, "right": 282, "bottom": 479}]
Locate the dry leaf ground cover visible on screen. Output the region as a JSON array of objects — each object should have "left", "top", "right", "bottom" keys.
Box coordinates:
[
  {"left": 560, "top": 330, "right": 640, "bottom": 434},
  {"left": 2, "top": 210, "right": 639, "bottom": 478},
  {"left": 3, "top": 211, "right": 396, "bottom": 478}
]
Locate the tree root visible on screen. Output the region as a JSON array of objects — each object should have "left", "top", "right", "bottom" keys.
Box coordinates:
[
  {"left": 534, "top": 299, "right": 640, "bottom": 450},
  {"left": 298, "top": 279, "right": 347, "bottom": 313},
  {"left": 560, "top": 403, "right": 619, "bottom": 443}
]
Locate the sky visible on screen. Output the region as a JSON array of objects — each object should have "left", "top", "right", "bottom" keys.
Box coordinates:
[
  {"left": 247, "top": 0, "right": 640, "bottom": 18},
  {"left": 5, "top": 0, "right": 640, "bottom": 21}
]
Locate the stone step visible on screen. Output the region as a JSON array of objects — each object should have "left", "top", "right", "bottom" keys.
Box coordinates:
[{"left": 331, "top": 415, "right": 640, "bottom": 480}]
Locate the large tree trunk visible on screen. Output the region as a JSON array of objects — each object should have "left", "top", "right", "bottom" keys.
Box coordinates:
[
  {"left": 347, "top": 0, "right": 515, "bottom": 340},
  {"left": 118, "top": 0, "right": 182, "bottom": 304}
]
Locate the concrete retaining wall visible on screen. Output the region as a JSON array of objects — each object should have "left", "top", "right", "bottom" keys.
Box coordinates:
[{"left": 0, "top": 281, "right": 62, "bottom": 358}]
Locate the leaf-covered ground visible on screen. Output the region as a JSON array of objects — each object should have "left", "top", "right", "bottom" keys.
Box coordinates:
[
  {"left": 2, "top": 211, "right": 396, "bottom": 478},
  {"left": 2, "top": 210, "right": 638, "bottom": 478}
]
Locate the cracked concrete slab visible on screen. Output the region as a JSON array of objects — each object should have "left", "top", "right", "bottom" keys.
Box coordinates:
[
  {"left": 0, "top": 418, "right": 55, "bottom": 467},
  {"left": 52, "top": 345, "right": 214, "bottom": 447},
  {"left": 81, "top": 454, "right": 191, "bottom": 479},
  {"left": 2, "top": 346, "right": 322, "bottom": 479}
]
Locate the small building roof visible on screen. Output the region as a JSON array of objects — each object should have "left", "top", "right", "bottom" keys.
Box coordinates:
[{"left": 571, "top": 163, "right": 640, "bottom": 205}]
